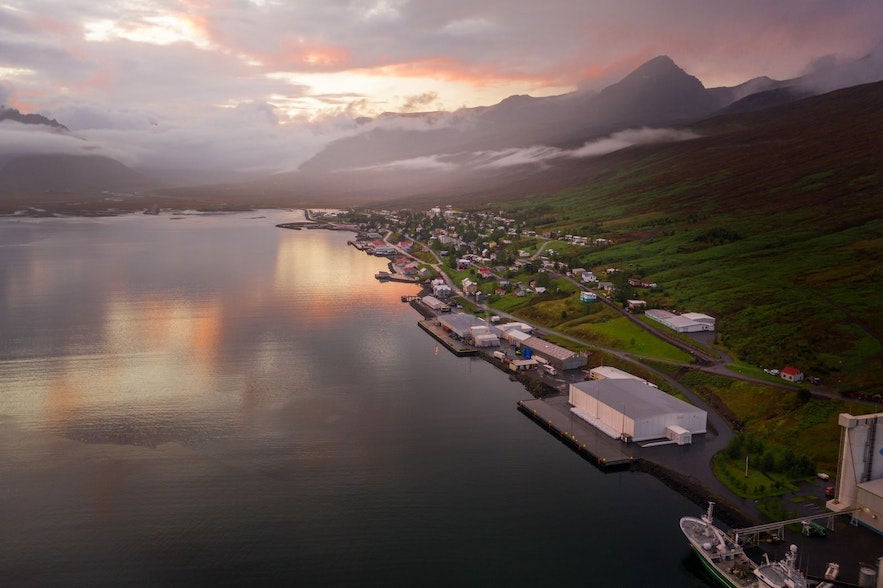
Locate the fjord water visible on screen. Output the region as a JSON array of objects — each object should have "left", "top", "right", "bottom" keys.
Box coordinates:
[{"left": 0, "top": 211, "right": 708, "bottom": 586}]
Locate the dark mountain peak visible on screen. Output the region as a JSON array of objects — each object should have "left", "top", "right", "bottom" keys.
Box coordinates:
[
  {"left": 589, "top": 55, "right": 716, "bottom": 125},
  {"left": 0, "top": 107, "right": 69, "bottom": 132},
  {"left": 625, "top": 55, "right": 681, "bottom": 78},
  {"left": 605, "top": 55, "right": 708, "bottom": 96},
  {"left": 498, "top": 94, "right": 532, "bottom": 106}
]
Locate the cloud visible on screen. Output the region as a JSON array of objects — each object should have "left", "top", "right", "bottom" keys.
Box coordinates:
[
  {"left": 0, "top": 80, "right": 13, "bottom": 106},
  {"left": 0, "top": 102, "right": 357, "bottom": 174},
  {"left": 340, "top": 126, "right": 700, "bottom": 173},
  {"left": 797, "top": 41, "right": 883, "bottom": 94},
  {"left": 476, "top": 127, "right": 699, "bottom": 168},
  {"left": 350, "top": 154, "right": 454, "bottom": 172},
  {"left": 400, "top": 91, "right": 440, "bottom": 112},
  {"left": 0, "top": 0, "right": 880, "bottom": 178},
  {"left": 441, "top": 17, "right": 495, "bottom": 37},
  {"left": 51, "top": 103, "right": 159, "bottom": 131},
  {"left": 0, "top": 121, "right": 127, "bottom": 160},
  {"left": 568, "top": 128, "right": 698, "bottom": 158},
  {"left": 476, "top": 145, "right": 562, "bottom": 168},
  {"left": 76, "top": 102, "right": 354, "bottom": 172}
]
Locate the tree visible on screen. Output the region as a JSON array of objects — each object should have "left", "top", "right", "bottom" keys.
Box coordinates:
[
  {"left": 725, "top": 434, "right": 744, "bottom": 459},
  {"left": 759, "top": 451, "right": 776, "bottom": 472}
]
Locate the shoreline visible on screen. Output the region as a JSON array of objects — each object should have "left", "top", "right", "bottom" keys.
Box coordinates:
[
  {"left": 329, "top": 219, "right": 764, "bottom": 527},
  {"left": 0, "top": 209, "right": 839, "bottom": 528},
  {"left": 0, "top": 208, "right": 804, "bottom": 527},
  {"left": 400, "top": 284, "right": 762, "bottom": 526}
]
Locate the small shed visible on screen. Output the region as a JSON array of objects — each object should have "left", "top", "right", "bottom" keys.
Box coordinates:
[
  {"left": 474, "top": 333, "right": 500, "bottom": 348},
  {"left": 666, "top": 425, "right": 692, "bottom": 445}
]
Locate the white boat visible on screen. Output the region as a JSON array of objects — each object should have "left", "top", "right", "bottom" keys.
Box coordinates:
[
  {"left": 680, "top": 502, "right": 760, "bottom": 587},
  {"left": 753, "top": 544, "right": 808, "bottom": 588}
]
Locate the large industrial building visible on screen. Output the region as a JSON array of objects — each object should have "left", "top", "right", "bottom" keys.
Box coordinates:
[
  {"left": 589, "top": 366, "right": 652, "bottom": 385},
  {"left": 569, "top": 379, "right": 707, "bottom": 444},
  {"left": 437, "top": 314, "right": 498, "bottom": 340},
  {"left": 521, "top": 336, "right": 587, "bottom": 371},
  {"left": 828, "top": 412, "right": 883, "bottom": 533},
  {"left": 645, "top": 309, "right": 716, "bottom": 333}
]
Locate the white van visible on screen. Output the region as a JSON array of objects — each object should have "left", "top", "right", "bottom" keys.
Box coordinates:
[{"left": 542, "top": 364, "right": 558, "bottom": 376}]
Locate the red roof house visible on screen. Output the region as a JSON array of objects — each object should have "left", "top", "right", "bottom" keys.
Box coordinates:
[{"left": 780, "top": 366, "right": 804, "bottom": 383}]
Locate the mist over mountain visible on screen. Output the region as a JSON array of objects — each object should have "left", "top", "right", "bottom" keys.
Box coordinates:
[
  {"left": 298, "top": 55, "right": 714, "bottom": 174},
  {"left": 278, "top": 49, "right": 882, "bottom": 204},
  {"left": 1, "top": 48, "right": 882, "bottom": 205},
  {"left": 708, "top": 41, "right": 883, "bottom": 114},
  {"left": 0, "top": 154, "right": 150, "bottom": 193}
]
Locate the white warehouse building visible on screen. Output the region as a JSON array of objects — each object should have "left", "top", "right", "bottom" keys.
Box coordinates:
[
  {"left": 645, "top": 309, "right": 716, "bottom": 333},
  {"left": 569, "top": 379, "right": 707, "bottom": 444},
  {"left": 589, "top": 366, "right": 651, "bottom": 385}
]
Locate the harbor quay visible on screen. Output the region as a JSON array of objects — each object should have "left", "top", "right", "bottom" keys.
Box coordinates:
[
  {"left": 417, "top": 319, "right": 477, "bottom": 357},
  {"left": 517, "top": 397, "right": 634, "bottom": 468},
  {"left": 327, "top": 218, "right": 883, "bottom": 586}
]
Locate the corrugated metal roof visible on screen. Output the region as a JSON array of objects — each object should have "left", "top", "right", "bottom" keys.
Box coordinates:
[
  {"left": 507, "top": 330, "right": 531, "bottom": 342},
  {"left": 523, "top": 336, "right": 577, "bottom": 360},
  {"left": 589, "top": 366, "right": 645, "bottom": 381},
  {"left": 570, "top": 379, "right": 705, "bottom": 420}
]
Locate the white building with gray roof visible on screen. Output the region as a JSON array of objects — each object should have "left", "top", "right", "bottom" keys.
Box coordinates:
[{"left": 569, "top": 379, "right": 706, "bottom": 444}]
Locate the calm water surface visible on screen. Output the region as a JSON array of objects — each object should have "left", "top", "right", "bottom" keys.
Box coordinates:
[{"left": 0, "top": 211, "right": 711, "bottom": 586}]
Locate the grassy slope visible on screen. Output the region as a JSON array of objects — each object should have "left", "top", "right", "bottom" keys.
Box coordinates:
[{"left": 495, "top": 82, "right": 883, "bottom": 395}]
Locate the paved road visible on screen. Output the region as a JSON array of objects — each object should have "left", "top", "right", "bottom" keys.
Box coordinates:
[{"left": 378, "top": 228, "right": 873, "bottom": 406}]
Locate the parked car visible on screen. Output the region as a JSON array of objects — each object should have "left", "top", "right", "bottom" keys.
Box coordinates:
[{"left": 818, "top": 472, "right": 830, "bottom": 481}]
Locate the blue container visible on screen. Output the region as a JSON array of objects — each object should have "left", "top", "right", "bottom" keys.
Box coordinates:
[{"left": 523, "top": 347, "right": 533, "bottom": 359}]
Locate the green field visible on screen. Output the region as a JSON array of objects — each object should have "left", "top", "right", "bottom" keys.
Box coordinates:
[
  {"left": 497, "top": 146, "right": 883, "bottom": 395},
  {"left": 565, "top": 315, "right": 691, "bottom": 361},
  {"left": 490, "top": 291, "right": 692, "bottom": 362},
  {"left": 678, "top": 370, "right": 872, "bottom": 472}
]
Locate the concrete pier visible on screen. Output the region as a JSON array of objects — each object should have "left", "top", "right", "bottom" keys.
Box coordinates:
[
  {"left": 518, "top": 398, "right": 635, "bottom": 468},
  {"left": 418, "top": 320, "right": 478, "bottom": 357}
]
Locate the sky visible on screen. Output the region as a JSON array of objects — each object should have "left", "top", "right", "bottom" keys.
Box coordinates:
[{"left": 1, "top": 0, "right": 882, "bottom": 173}]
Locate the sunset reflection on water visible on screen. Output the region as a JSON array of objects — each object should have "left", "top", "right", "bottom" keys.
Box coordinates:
[
  {"left": 0, "top": 211, "right": 708, "bottom": 587},
  {"left": 0, "top": 210, "right": 418, "bottom": 440}
]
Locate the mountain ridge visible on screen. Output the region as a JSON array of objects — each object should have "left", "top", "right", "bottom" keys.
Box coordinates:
[
  {"left": 2, "top": 49, "right": 882, "bottom": 201},
  {"left": 0, "top": 107, "right": 69, "bottom": 132}
]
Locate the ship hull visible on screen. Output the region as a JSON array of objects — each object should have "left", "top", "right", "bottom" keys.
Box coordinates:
[
  {"left": 681, "top": 514, "right": 759, "bottom": 588},
  {"left": 690, "top": 544, "right": 741, "bottom": 588}
]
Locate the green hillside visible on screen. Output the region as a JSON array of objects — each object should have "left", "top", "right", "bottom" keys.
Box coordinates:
[{"left": 495, "top": 82, "right": 883, "bottom": 395}]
